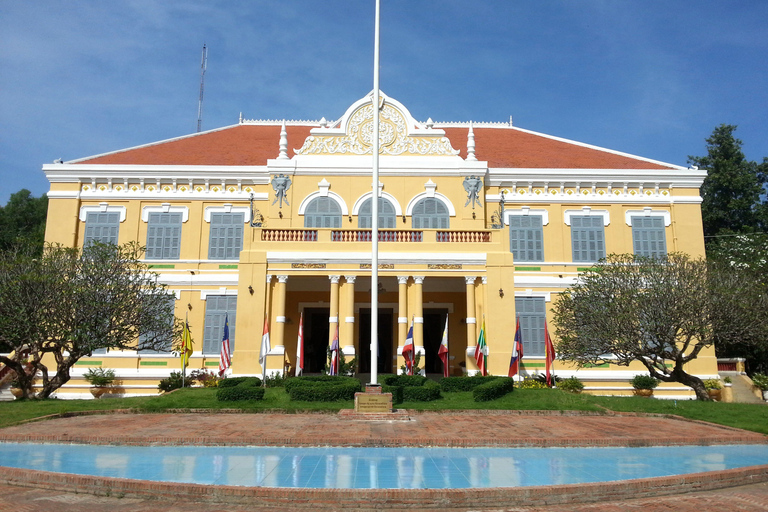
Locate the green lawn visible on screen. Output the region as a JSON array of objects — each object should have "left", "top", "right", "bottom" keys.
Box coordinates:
[{"left": 1, "top": 387, "right": 766, "bottom": 435}]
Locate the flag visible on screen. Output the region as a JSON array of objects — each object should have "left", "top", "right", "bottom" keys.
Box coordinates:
[
  {"left": 329, "top": 326, "right": 340, "bottom": 376},
  {"left": 181, "top": 314, "right": 193, "bottom": 369},
  {"left": 218, "top": 314, "right": 231, "bottom": 377},
  {"left": 259, "top": 317, "right": 271, "bottom": 369},
  {"left": 296, "top": 311, "right": 304, "bottom": 376},
  {"left": 438, "top": 316, "right": 449, "bottom": 378},
  {"left": 402, "top": 317, "right": 415, "bottom": 375},
  {"left": 545, "top": 320, "right": 556, "bottom": 387},
  {"left": 508, "top": 316, "right": 523, "bottom": 378},
  {"left": 474, "top": 318, "right": 488, "bottom": 376}
]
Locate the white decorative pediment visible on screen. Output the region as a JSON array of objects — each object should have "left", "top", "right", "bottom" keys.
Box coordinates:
[{"left": 294, "top": 91, "right": 460, "bottom": 157}]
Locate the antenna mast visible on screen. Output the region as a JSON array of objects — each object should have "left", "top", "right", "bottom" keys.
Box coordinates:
[{"left": 196, "top": 44, "right": 208, "bottom": 133}]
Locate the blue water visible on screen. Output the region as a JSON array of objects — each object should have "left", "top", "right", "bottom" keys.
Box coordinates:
[{"left": 0, "top": 443, "right": 766, "bottom": 489}]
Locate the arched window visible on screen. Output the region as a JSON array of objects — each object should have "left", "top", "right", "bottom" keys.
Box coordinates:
[
  {"left": 304, "top": 197, "right": 342, "bottom": 228},
  {"left": 411, "top": 197, "right": 449, "bottom": 229},
  {"left": 358, "top": 197, "right": 397, "bottom": 228}
]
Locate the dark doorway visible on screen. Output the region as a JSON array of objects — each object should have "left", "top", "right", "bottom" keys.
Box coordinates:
[
  {"left": 423, "top": 309, "right": 449, "bottom": 374},
  {"left": 358, "top": 308, "right": 393, "bottom": 374},
  {"left": 303, "top": 308, "right": 330, "bottom": 373}
]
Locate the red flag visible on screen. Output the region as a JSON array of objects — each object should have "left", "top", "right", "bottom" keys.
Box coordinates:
[
  {"left": 508, "top": 316, "right": 523, "bottom": 378},
  {"left": 296, "top": 311, "right": 304, "bottom": 376},
  {"left": 438, "top": 316, "right": 449, "bottom": 378},
  {"left": 218, "top": 314, "right": 231, "bottom": 377},
  {"left": 329, "top": 326, "right": 340, "bottom": 376},
  {"left": 545, "top": 320, "right": 556, "bottom": 387},
  {"left": 402, "top": 318, "right": 415, "bottom": 375}
]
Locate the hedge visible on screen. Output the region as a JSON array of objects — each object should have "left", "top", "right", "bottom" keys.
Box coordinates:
[
  {"left": 381, "top": 384, "right": 404, "bottom": 404},
  {"left": 286, "top": 375, "right": 361, "bottom": 402},
  {"left": 216, "top": 377, "right": 265, "bottom": 401},
  {"left": 403, "top": 379, "right": 441, "bottom": 401},
  {"left": 381, "top": 374, "right": 441, "bottom": 402},
  {"left": 218, "top": 376, "right": 262, "bottom": 389},
  {"left": 472, "top": 377, "right": 515, "bottom": 402},
  {"left": 439, "top": 376, "right": 499, "bottom": 392},
  {"left": 382, "top": 375, "right": 428, "bottom": 387}
]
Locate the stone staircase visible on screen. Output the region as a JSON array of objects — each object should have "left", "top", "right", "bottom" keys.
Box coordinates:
[{"left": 719, "top": 371, "right": 765, "bottom": 404}]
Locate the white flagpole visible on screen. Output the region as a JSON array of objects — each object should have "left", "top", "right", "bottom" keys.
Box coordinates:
[{"left": 370, "top": 0, "right": 381, "bottom": 387}]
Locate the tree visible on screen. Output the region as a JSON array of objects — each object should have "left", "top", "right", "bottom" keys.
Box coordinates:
[
  {"left": 688, "top": 124, "right": 766, "bottom": 238},
  {"left": 0, "top": 242, "right": 180, "bottom": 399},
  {"left": 0, "top": 189, "right": 48, "bottom": 256},
  {"left": 552, "top": 253, "right": 768, "bottom": 401}
]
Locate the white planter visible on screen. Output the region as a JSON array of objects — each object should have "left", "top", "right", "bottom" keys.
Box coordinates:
[{"left": 763, "top": 390, "right": 768, "bottom": 401}]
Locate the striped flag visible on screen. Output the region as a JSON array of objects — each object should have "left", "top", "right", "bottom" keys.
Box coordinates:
[
  {"left": 402, "top": 318, "right": 415, "bottom": 375},
  {"left": 508, "top": 316, "right": 523, "bottom": 378},
  {"left": 296, "top": 311, "right": 304, "bottom": 376},
  {"left": 218, "top": 314, "right": 231, "bottom": 376},
  {"left": 545, "top": 320, "right": 556, "bottom": 387},
  {"left": 259, "top": 317, "right": 271, "bottom": 370},
  {"left": 329, "top": 326, "right": 340, "bottom": 376},
  {"left": 474, "top": 318, "right": 488, "bottom": 376},
  {"left": 438, "top": 316, "right": 449, "bottom": 377}
]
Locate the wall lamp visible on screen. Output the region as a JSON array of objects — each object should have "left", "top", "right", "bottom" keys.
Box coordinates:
[
  {"left": 472, "top": 211, "right": 476, "bottom": 220},
  {"left": 248, "top": 285, "right": 254, "bottom": 295},
  {"left": 402, "top": 215, "right": 406, "bottom": 223},
  {"left": 348, "top": 215, "right": 352, "bottom": 223},
  {"left": 279, "top": 211, "right": 283, "bottom": 219},
  {"left": 499, "top": 288, "right": 504, "bottom": 298}
]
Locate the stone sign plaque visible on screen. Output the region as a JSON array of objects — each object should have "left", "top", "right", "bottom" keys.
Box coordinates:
[{"left": 355, "top": 393, "right": 392, "bottom": 413}]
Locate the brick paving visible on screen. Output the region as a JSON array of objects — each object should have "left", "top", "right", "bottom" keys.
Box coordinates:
[{"left": 0, "top": 410, "right": 766, "bottom": 511}]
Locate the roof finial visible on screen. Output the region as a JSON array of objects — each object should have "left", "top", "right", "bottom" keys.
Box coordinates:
[
  {"left": 277, "top": 120, "right": 289, "bottom": 160},
  {"left": 467, "top": 122, "right": 477, "bottom": 161}
]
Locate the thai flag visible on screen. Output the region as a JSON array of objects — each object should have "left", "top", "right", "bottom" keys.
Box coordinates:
[
  {"left": 402, "top": 318, "right": 415, "bottom": 375},
  {"left": 296, "top": 312, "right": 304, "bottom": 376},
  {"left": 330, "top": 326, "right": 340, "bottom": 376},
  {"left": 508, "top": 316, "right": 523, "bottom": 378},
  {"left": 218, "top": 314, "right": 231, "bottom": 377}
]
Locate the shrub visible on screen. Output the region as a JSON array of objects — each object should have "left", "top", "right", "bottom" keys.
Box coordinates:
[
  {"left": 473, "top": 378, "right": 515, "bottom": 402},
  {"left": 216, "top": 377, "right": 265, "bottom": 401},
  {"left": 264, "top": 373, "right": 286, "bottom": 388},
  {"left": 399, "top": 352, "right": 423, "bottom": 376},
  {"left": 703, "top": 379, "right": 722, "bottom": 390},
  {"left": 439, "top": 375, "right": 498, "bottom": 392},
  {"left": 723, "top": 376, "right": 732, "bottom": 384},
  {"left": 403, "top": 380, "right": 441, "bottom": 401},
  {"left": 218, "top": 376, "right": 262, "bottom": 388},
  {"left": 558, "top": 376, "right": 584, "bottom": 393},
  {"left": 630, "top": 374, "right": 659, "bottom": 390},
  {"left": 158, "top": 371, "right": 194, "bottom": 392},
  {"left": 382, "top": 375, "right": 428, "bottom": 387},
  {"left": 533, "top": 373, "right": 561, "bottom": 386},
  {"left": 750, "top": 373, "right": 768, "bottom": 391},
  {"left": 83, "top": 368, "right": 115, "bottom": 387},
  {"left": 517, "top": 378, "right": 547, "bottom": 389},
  {"left": 286, "top": 376, "right": 361, "bottom": 402},
  {"left": 381, "top": 384, "right": 404, "bottom": 404},
  {"left": 189, "top": 369, "right": 220, "bottom": 388}
]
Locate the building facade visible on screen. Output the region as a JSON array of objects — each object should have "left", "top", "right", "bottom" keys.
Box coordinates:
[{"left": 43, "top": 92, "right": 714, "bottom": 398}]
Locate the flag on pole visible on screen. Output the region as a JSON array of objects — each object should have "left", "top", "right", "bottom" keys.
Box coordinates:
[
  {"left": 329, "top": 326, "right": 340, "bottom": 376},
  {"left": 181, "top": 314, "right": 193, "bottom": 369},
  {"left": 438, "top": 316, "right": 449, "bottom": 378},
  {"left": 545, "top": 320, "right": 556, "bottom": 387},
  {"left": 296, "top": 311, "right": 304, "bottom": 376},
  {"left": 218, "top": 314, "right": 231, "bottom": 377},
  {"left": 259, "top": 317, "right": 271, "bottom": 370},
  {"left": 474, "top": 318, "right": 488, "bottom": 376},
  {"left": 402, "top": 317, "right": 415, "bottom": 375},
  {"left": 508, "top": 316, "right": 524, "bottom": 378}
]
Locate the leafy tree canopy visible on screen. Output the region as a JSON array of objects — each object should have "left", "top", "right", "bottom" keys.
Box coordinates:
[
  {"left": 0, "top": 241, "right": 181, "bottom": 399},
  {"left": 0, "top": 189, "right": 48, "bottom": 256},
  {"left": 553, "top": 253, "right": 768, "bottom": 400},
  {"left": 688, "top": 124, "right": 767, "bottom": 238}
]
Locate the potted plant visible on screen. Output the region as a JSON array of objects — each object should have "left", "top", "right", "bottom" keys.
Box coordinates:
[
  {"left": 9, "top": 379, "right": 24, "bottom": 399},
  {"left": 751, "top": 373, "right": 768, "bottom": 401},
  {"left": 558, "top": 376, "right": 584, "bottom": 394},
  {"left": 630, "top": 374, "right": 659, "bottom": 397},
  {"left": 723, "top": 376, "right": 732, "bottom": 387},
  {"left": 83, "top": 368, "right": 115, "bottom": 398},
  {"left": 703, "top": 379, "right": 722, "bottom": 401}
]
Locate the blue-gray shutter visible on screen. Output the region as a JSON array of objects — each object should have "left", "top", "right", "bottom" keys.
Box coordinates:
[
  {"left": 515, "top": 297, "right": 546, "bottom": 356},
  {"left": 358, "top": 198, "right": 397, "bottom": 228},
  {"left": 138, "top": 295, "right": 175, "bottom": 354},
  {"left": 411, "top": 198, "right": 449, "bottom": 229},
  {"left": 304, "top": 197, "right": 342, "bottom": 228},
  {"left": 632, "top": 216, "right": 667, "bottom": 258},
  {"left": 84, "top": 212, "right": 120, "bottom": 246},
  {"left": 570, "top": 216, "right": 605, "bottom": 262},
  {"left": 509, "top": 215, "right": 544, "bottom": 262},
  {"left": 203, "top": 295, "right": 238, "bottom": 354},
  {"left": 146, "top": 212, "right": 182, "bottom": 259},
  {"left": 208, "top": 212, "right": 244, "bottom": 260}
]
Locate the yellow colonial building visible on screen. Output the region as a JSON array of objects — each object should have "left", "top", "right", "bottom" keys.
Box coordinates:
[{"left": 42, "top": 92, "right": 715, "bottom": 399}]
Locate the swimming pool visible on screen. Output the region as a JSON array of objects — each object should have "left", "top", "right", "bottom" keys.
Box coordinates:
[{"left": 1, "top": 443, "right": 766, "bottom": 489}]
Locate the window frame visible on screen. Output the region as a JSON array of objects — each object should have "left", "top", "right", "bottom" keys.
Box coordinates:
[
  {"left": 570, "top": 215, "right": 605, "bottom": 263},
  {"left": 358, "top": 197, "right": 397, "bottom": 229},
  {"left": 515, "top": 296, "right": 547, "bottom": 357},
  {"left": 303, "top": 197, "right": 342, "bottom": 228},
  {"left": 411, "top": 197, "right": 450, "bottom": 229},
  {"left": 203, "top": 295, "right": 238, "bottom": 354},
  {"left": 508, "top": 215, "right": 544, "bottom": 262},
  {"left": 631, "top": 216, "right": 667, "bottom": 258},
  {"left": 146, "top": 212, "right": 183, "bottom": 260},
  {"left": 208, "top": 212, "right": 245, "bottom": 260}
]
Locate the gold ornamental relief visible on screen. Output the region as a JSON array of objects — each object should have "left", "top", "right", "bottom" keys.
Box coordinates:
[{"left": 295, "top": 103, "right": 459, "bottom": 157}]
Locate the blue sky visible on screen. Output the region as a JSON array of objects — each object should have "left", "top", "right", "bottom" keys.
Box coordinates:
[{"left": 1, "top": 1, "right": 767, "bottom": 203}]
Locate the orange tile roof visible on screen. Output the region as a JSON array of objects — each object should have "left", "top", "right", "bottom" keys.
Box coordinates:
[{"left": 76, "top": 123, "right": 674, "bottom": 170}]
